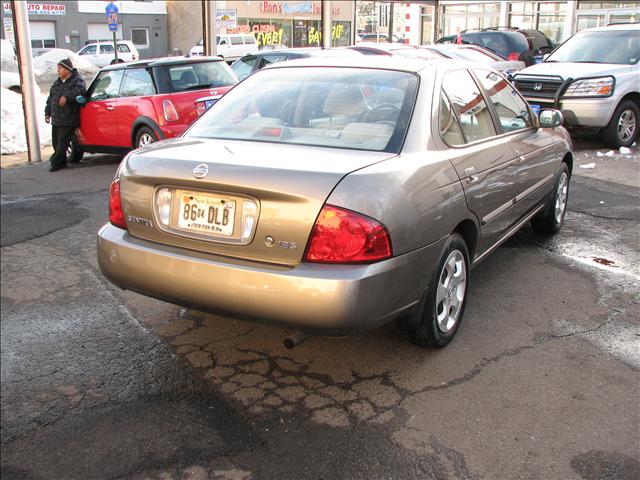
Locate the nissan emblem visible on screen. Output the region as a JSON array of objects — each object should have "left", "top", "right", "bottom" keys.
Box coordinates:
[{"left": 193, "top": 164, "right": 208, "bottom": 179}]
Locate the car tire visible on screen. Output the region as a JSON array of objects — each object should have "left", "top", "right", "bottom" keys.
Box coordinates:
[
  {"left": 397, "top": 233, "right": 470, "bottom": 348},
  {"left": 135, "top": 126, "right": 158, "bottom": 148},
  {"left": 531, "top": 162, "right": 570, "bottom": 235},
  {"left": 602, "top": 100, "right": 639, "bottom": 148},
  {"left": 66, "top": 137, "right": 84, "bottom": 163},
  {"left": 110, "top": 59, "right": 125, "bottom": 65}
]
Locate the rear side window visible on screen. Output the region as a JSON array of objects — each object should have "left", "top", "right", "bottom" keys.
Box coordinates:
[
  {"left": 154, "top": 61, "right": 238, "bottom": 93},
  {"left": 475, "top": 69, "right": 532, "bottom": 133},
  {"left": 100, "top": 44, "right": 114, "bottom": 54},
  {"left": 463, "top": 33, "right": 511, "bottom": 58},
  {"left": 120, "top": 68, "right": 155, "bottom": 97},
  {"left": 117, "top": 44, "right": 131, "bottom": 53},
  {"left": 244, "top": 35, "right": 255, "bottom": 44},
  {"left": 231, "top": 36, "right": 243, "bottom": 45},
  {"left": 89, "top": 70, "right": 124, "bottom": 100},
  {"left": 442, "top": 69, "right": 496, "bottom": 144},
  {"left": 259, "top": 54, "right": 288, "bottom": 67}
]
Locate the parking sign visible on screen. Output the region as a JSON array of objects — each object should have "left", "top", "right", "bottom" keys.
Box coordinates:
[{"left": 105, "top": 2, "right": 119, "bottom": 32}]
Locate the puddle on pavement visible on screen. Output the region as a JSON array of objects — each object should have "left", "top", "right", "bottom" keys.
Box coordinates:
[{"left": 592, "top": 257, "right": 618, "bottom": 267}]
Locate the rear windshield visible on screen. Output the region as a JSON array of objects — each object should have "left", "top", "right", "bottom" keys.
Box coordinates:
[
  {"left": 186, "top": 67, "right": 418, "bottom": 153},
  {"left": 546, "top": 30, "right": 640, "bottom": 65},
  {"left": 446, "top": 47, "right": 503, "bottom": 62},
  {"left": 463, "top": 32, "right": 528, "bottom": 58},
  {"left": 152, "top": 61, "right": 238, "bottom": 93}
]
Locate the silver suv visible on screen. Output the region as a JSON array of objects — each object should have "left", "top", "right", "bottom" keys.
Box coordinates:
[{"left": 513, "top": 23, "right": 639, "bottom": 148}]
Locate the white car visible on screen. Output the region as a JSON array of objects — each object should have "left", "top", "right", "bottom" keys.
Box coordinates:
[
  {"left": 77, "top": 40, "right": 139, "bottom": 67},
  {"left": 1, "top": 38, "right": 16, "bottom": 61},
  {"left": 189, "top": 34, "right": 258, "bottom": 62},
  {"left": 513, "top": 23, "right": 640, "bottom": 148}
]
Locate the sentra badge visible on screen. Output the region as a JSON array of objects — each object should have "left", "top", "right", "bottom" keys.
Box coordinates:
[{"left": 193, "top": 164, "right": 208, "bottom": 179}]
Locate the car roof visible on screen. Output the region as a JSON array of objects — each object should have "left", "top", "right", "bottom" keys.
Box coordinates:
[
  {"left": 259, "top": 55, "right": 471, "bottom": 74},
  {"left": 350, "top": 42, "right": 416, "bottom": 51},
  {"left": 100, "top": 55, "right": 225, "bottom": 71},
  {"left": 580, "top": 22, "right": 640, "bottom": 33}
]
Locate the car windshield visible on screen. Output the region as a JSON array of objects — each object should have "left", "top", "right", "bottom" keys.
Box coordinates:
[
  {"left": 546, "top": 30, "right": 640, "bottom": 65},
  {"left": 186, "top": 67, "right": 418, "bottom": 153},
  {"left": 153, "top": 61, "right": 238, "bottom": 93}
]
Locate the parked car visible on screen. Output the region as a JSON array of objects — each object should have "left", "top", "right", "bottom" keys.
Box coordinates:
[
  {"left": 512, "top": 23, "right": 640, "bottom": 148},
  {"left": 72, "top": 56, "right": 237, "bottom": 161},
  {"left": 231, "top": 47, "right": 360, "bottom": 80},
  {"left": 97, "top": 56, "right": 574, "bottom": 348},
  {"left": 348, "top": 42, "right": 444, "bottom": 59},
  {"left": 437, "top": 28, "right": 555, "bottom": 66},
  {"left": 418, "top": 44, "right": 526, "bottom": 75},
  {"left": 77, "top": 40, "right": 139, "bottom": 67},
  {"left": 189, "top": 34, "right": 259, "bottom": 62}
]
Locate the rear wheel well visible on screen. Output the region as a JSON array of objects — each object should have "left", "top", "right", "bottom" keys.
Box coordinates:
[{"left": 452, "top": 219, "right": 478, "bottom": 262}]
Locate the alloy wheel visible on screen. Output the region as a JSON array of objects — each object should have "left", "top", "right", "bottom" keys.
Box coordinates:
[
  {"left": 138, "top": 133, "right": 155, "bottom": 147},
  {"left": 617, "top": 109, "right": 636, "bottom": 143},
  {"left": 435, "top": 250, "right": 467, "bottom": 334},
  {"left": 554, "top": 171, "right": 568, "bottom": 224}
]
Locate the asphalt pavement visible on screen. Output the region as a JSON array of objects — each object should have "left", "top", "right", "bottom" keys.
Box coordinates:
[{"left": 1, "top": 138, "right": 638, "bottom": 480}]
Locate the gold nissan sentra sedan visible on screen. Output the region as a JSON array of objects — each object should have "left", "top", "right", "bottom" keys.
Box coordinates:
[{"left": 98, "top": 57, "right": 573, "bottom": 348}]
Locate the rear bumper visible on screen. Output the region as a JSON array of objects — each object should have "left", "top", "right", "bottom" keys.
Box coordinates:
[{"left": 97, "top": 224, "right": 444, "bottom": 335}]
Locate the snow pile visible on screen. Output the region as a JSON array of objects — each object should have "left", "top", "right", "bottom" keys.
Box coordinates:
[
  {"left": 1, "top": 56, "right": 18, "bottom": 73},
  {"left": 32, "top": 49, "right": 98, "bottom": 85},
  {"left": 1, "top": 87, "right": 52, "bottom": 155}
]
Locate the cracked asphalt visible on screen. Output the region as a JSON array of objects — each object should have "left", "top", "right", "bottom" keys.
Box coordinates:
[{"left": 1, "top": 138, "right": 639, "bottom": 480}]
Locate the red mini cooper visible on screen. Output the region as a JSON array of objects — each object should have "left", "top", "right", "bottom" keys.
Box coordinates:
[{"left": 69, "top": 57, "right": 237, "bottom": 161}]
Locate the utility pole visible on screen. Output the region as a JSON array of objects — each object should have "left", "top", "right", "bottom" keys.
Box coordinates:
[
  {"left": 202, "top": 1, "right": 217, "bottom": 57},
  {"left": 388, "top": 2, "right": 395, "bottom": 43},
  {"left": 322, "top": 0, "right": 332, "bottom": 48},
  {"left": 11, "top": 0, "right": 41, "bottom": 163}
]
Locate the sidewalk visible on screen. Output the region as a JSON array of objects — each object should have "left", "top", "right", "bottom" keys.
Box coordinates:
[{"left": 1, "top": 146, "right": 53, "bottom": 169}]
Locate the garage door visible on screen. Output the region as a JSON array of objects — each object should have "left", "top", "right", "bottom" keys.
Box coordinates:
[
  {"left": 87, "top": 23, "right": 123, "bottom": 42},
  {"left": 29, "top": 21, "right": 56, "bottom": 48}
]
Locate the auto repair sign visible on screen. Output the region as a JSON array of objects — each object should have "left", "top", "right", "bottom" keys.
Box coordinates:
[{"left": 3, "top": 2, "right": 66, "bottom": 15}]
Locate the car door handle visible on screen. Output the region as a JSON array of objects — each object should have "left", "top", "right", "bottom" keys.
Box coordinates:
[
  {"left": 463, "top": 167, "right": 479, "bottom": 184},
  {"left": 105, "top": 106, "right": 115, "bottom": 111}
]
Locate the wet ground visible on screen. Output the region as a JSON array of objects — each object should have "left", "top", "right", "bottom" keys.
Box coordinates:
[{"left": 1, "top": 137, "right": 639, "bottom": 480}]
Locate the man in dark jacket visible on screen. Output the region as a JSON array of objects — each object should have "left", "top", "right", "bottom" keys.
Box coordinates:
[{"left": 45, "top": 58, "right": 86, "bottom": 172}]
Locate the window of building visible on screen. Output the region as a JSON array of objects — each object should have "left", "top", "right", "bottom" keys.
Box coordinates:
[
  {"left": 576, "top": 1, "right": 640, "bottom": 31},
  {"left": 29, "top": 21, "right": 56, "bottom": 49},
  {"left": 509, "top": 2, "right": 567, "bottom": 44},
  {"left": 442, "top": 3, "right": 500, "bottom": 35},
  {"left": 442, "top": 69, "right": 496, "bottom": 144},
  {"left": 131, "top": 28, "right": 149, "bottom": 49}
]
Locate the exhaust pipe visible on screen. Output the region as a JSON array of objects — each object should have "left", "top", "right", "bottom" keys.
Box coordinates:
[{"left": 284, "top": 332, "right": 311, "bottom": 349}]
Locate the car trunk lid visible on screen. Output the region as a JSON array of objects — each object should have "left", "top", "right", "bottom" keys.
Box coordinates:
[{"left": 119, "top": 137, "right": 396, "bottom": 265}]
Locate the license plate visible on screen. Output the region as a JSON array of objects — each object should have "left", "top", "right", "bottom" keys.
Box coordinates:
[
  {"left": 205, "top": 99, "right": 216, "bottom": 110},
  {"left": 176, "top": 191, "right": 235, "bottom": 236},
  {"left": 530, "top": 103, "right": 541, "bottom": 116}
]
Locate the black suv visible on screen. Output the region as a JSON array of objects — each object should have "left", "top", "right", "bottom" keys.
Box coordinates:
[{"left": 436, "top": 28, "right": 555, "bottom": 66}]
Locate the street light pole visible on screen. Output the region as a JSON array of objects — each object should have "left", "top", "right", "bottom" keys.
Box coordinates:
[
  {"left": 11, "top": 0, "right": 41, "bottom": 163},
  {"left": 322, "top": 0, "right": 332, "bottom": 48}
]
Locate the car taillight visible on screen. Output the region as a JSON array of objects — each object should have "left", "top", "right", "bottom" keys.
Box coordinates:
[
  {"left": 109, "top": 178, "right": 126, "bottom": 229},
  {"left": 507, "top": 52, "right": 520, "bottom": 61},
  {"left": 304, "top": 205, "right": 392, "bottom": 264},
  {"left": 163, "top": 99, "right": 179, "bottom": 122},
  {"left": 132, "top": 53, "right": 138, "bottom": 60}
]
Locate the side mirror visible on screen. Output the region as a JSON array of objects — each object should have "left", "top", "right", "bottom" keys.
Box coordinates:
[
  {"left": 76, "top": 95, "right": 87, "bottom": 105},
  {"left": 539, "top": 109, "right": 563, "bottom": 128}
]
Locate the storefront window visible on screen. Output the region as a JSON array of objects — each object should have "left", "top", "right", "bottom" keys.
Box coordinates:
[
  {"left": 332, "top": 21, "right": 351, "bottom": 47},
  {"left": 578, "top": 1, "right": 640, "bottom": 8},
  {"left": 509, "top": 2, "right": 566, "bottom": 43},
  {"left": 442, "top": 3, "right": 500, "bottom": 35},
  {"left": 421, "top": 5, "right": 434, "bottom": 44}
]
